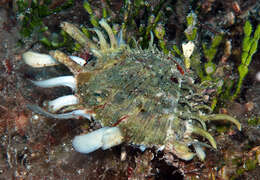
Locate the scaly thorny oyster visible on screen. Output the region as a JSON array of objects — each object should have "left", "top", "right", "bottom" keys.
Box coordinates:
[{"left": 23, "top": 19, "right": 241, "bottom": 161}]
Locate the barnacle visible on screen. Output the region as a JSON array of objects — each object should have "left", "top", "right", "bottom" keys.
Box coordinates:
[{"left": 23, "top": 19, "right": 241, "bottom": 161}]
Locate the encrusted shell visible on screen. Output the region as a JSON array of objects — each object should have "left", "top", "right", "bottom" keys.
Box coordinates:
[
  {"left": 23, "top": 19, "right": 241, "bottom": 161},
  {"left": 78, "top": 47, "right": 194, "bottom": 146}
]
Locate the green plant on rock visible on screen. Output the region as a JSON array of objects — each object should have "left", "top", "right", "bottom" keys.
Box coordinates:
[
  {"left": 247, "top": 116, "right": 260, "bottom": 126},
  {"left": 184, "top": 12, "right": 198, "bottom": 41},
  {"left": 171, "top": 12, "right": 198, "bottom": 70},
  {"left": 154, "top": 23, "right": 168, "bottom": 54},
  {"left": 182, "top": 12, "right": 226, "bottom": 109},
  {"left": 17, "top": 0, "right": 74, "bottom": 39},
  {"left": 182, "top": 12, "right": 197, "bottom": 69},
  {"left": 83, "top": 0, "right": 99, "bottom": 28},
  {"left": 82, "top": 0, "right": 171, "bottom": 49},
  {"left": 16, "top": 0, "right": 77, "bottom": 51},
  {"left": 232, "top": 20, "right": 260, "bottom": 100},
  {"left": 202, "top": 34, "right": 223, "bottom": 80}
]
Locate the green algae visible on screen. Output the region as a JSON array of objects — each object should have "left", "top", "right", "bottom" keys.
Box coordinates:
[
  {"left": 17, "top": 0, "right": 74, "bottom": 38},
  {"left": 232, "top": 21, "right": 260, "bottom": 100}
]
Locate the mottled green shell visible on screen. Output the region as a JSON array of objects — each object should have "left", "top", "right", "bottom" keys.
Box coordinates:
[
  {"left": 23, "top": 20, "right": 241, "bottom": 161},
  {"left": 78, "top": 47, "right": 204, "bottom": 147}
]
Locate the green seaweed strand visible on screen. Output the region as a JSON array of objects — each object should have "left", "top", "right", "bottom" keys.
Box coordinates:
[{"left": 232, "top": 21, "right": 260, "bottom": 100}]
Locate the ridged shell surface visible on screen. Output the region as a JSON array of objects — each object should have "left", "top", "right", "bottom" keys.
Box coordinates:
[{"left": 78, "top": 48, "right": 199, "bottom": 147}]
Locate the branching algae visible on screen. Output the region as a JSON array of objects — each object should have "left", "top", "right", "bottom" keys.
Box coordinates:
[
  {"left": 23, "top": 19, "right": 241, "bottom": 161},
  {"left": 232, "top": 20, "right": 260, "bottom": 100}
]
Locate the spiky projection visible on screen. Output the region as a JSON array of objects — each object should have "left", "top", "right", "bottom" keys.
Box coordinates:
[{"left": 23, "top": 19, "right": 241, "bottom": 161}]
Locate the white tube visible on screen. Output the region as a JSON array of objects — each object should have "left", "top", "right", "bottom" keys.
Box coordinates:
[
  {"left": 193, "top": 143, "right": 206, "bottom": 161},
  {"left": 117, "top": 29, "right": 125, "bottom": 46},
  {"left": 91, "top": 28, "right": 109, "bottom": 50},
  {"left": 32, "top": 76, "right": 76, "bottom": 91},
  {"left": 72, "top": 127, "right": 110, "bottom": 154},
  {"left": 72, "top": 127, "right": 124, "bottom": 154},
  {"left": 70, "top": 110, "right": 92, "bottom": 119},
  {"left": 69, "top": 56, "right": 86, "bottom": 66},
  {"left": 23, "top": 51, "right": 58, "bottom": 67},
  {"left": 99, "top": 19, "right": 117, "bottom": 49},
  {"left": 27, "top": 104, "right": 91, "bottom": 120},
  {"left": 101, "top": 127, "right": 124, "bottom": 150},
  {"left": 48, "top": 95, "right": 79, "bottom": 112}
]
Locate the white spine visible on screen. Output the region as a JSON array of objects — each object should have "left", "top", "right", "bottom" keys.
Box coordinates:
[
  {"left": 92, "top": 28, "right": 109, "bottom": 50},
  {"left": 193, "top": 143, "right": 206, "bottom": 161},
  {"left": 69, "top": 56, "right": 86, "bottom": 66},
  {"left": 72, "top": 127, "right": 123, "bottom": 154},
  {"left": 23, "top": 51, "right": 58, "bottom": 67},
  {"left": 72, "top": 127, "right": 109, "bottom": 154},
  {"left": 117, "top": 29, "right": 125, "bottom": 46},
  {"left": 32, "top": 76, "right": 76, "bottom": 90},
  {"left": 99, "top": 19, "right": 117, "bottom": 49},
  {"left": 69, "top": 110, "right": 91, "bottom": 119},
  {"left": 101, "top": 127, "right": 123, "bottom": 150},
  {"left": 48, "top": 95, "right": 79, "bottom": 112}
]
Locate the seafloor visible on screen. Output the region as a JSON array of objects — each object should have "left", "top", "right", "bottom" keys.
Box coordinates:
[{"left": 0, "top": 0, "right": 259, "bottom": 179}]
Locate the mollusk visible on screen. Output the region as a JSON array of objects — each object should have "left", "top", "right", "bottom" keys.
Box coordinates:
[{"left": 23, "top": 19, "right": 241, "bottom": 161}]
